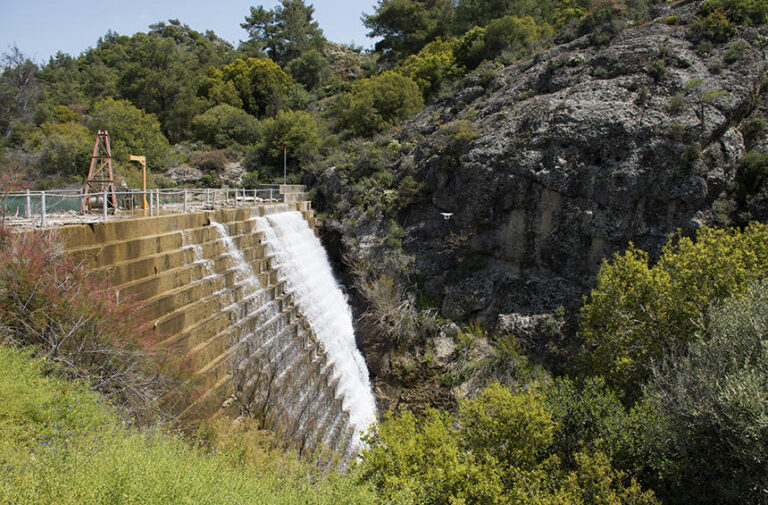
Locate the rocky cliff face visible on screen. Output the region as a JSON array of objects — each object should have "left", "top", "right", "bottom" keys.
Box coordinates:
[{"left": 315, "top": 3, "right": 768, "bottom": 409}]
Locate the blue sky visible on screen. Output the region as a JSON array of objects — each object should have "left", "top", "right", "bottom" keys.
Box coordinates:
[{"left": 0, "top": 0, "right": 379, "bottom": 63}]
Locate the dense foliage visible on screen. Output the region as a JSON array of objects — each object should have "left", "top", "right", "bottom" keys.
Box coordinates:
[
  {"left": 579, "top": 222, "right": 768, "bottom": 400},
  {"left": 0, "top": 345, "right": 376, "bottom": 505},
  {"left": 358, "top": 382, "right": 658, "bottom": 505},
  {"left": 334, "top": 72, "right": 425, "bottom": 136}
]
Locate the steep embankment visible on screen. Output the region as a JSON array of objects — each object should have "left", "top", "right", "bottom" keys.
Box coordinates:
[
  {"left": 316, "top": 2, "right": 768, "bottom": 408},
  {"left": 0, "top": 345, "right": 375, "bottom": 504}
]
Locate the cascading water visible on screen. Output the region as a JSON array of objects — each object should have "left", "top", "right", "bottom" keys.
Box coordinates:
[{"left": 255, "top": 211, "right": 377, "bottom": 447}]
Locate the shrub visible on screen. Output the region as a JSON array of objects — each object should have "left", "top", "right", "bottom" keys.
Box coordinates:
[
  {"left": 483, "top": 15, "right": 554, "bottom": 60},
  {"left": 691, "top": 8, "right": 736, "bottom": 43},
  {"left": 736, "top": 149, "right": 768, "bottom": 196},
  {"left": 335, "top": 72, "right": 424, "bottom": 137},
  {"left": 199, "top": 173, "right": 222, "bottom": 188},
  {"left": 398, "top": 38, "right": 463, "bottom": 100},
  {"left": 667, "top": 92, "right": 686, "bottom": 113},
  {"left": 580, "top": 222, "right": 768, "bottom": 400},
  {"left": 27, "top": 121, "right": 93, "bottom": 176},
  {"left": 724, "top": 39, "right": 749, "bottom": 63},
  {"left": 191, "top": 104, "right": 259, "bottom": 148},
  {"left": 202, "top": 57, "right": 294, "bottom": 118},
  {"left": 544, "top": 376, "right": 627, "bottom": 469},
  {"left": 742, "top": 116, "right": 766, "bottom": 149},
  {"left": 191, "top": 150, "right": 228, "bottom": 172},
  {"left": 700, "top": 0, "right": 768, "bottom": 25},
  {"left": 358, "top": 382, "right": 659, "bottom": 505},
  {"left": 681, "top": 142, "right": 702, "bottom": 164},
  {"left": 645, "top": 59, "right": 667, "bottom": 81},
  {"left": 257, "top": 109, "right": 320, "bottom": 171},
  {"left": 285, "top": 49, "right": 332, "bottom": 90},
  {"left": 644, "top": 279, "right": 768, "bottom": 504},
  {"left": 454, "top": 26, "right": 488, "bottom": 71},
  {"left": 0, "top": 229, "right": 182, "bottom": 421}
]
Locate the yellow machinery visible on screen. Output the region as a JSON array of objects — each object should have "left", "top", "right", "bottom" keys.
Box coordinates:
[{"left": 129, "top": 154, "right": 148, "bottom": 210}]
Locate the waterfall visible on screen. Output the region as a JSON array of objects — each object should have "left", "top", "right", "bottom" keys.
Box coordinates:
[{"left": 255, "top": 211, "right": 377, "bottom": 446}]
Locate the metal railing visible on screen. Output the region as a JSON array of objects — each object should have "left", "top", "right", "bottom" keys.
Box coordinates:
[{"left": 1, "top": 187, "right": 297, "bottom": 227}]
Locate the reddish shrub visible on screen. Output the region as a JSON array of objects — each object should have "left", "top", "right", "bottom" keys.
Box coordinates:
[{"left": 0, "top": 228, "right": 196, "bottom": 422}]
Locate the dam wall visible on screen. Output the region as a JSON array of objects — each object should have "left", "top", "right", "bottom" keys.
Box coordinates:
[{"left": 54, "top": 202, "right": 369, "bottom": 458}]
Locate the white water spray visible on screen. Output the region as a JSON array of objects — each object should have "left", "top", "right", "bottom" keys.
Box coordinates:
[{"left": 255, "top": 211, "right": 377, "bottom": 445}]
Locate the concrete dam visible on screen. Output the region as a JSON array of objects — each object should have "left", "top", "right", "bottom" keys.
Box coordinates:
[{"left": 54, "top": 202, "right": 376, "bottom": 458}]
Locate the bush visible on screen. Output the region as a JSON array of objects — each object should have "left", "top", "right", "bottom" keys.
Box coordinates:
[
  {"left": 667, "top": 92, "right": 686, "bottom": 113},
  {"left": 691, "top": 8, "right": 736, "bottom": 43},
  {"left": 191, "top": 150, "right": 228, "bottom": 172},
  {"left": 285, "top": 49, "right": 332, "bottom": 90},
  {"left": 700, "top": 0, "right": 768, "bottom": 25},
  {"left": 736, "top": 149, "right": 768, "bottom": 197},
  {"left": 358, "top": 382, "right": 659, "bottom": 505},
  {"left": 202, "top": 57, "right": 294, "bottom": 118},
  {"left": 484, "top": 15, "right": 554, "bottom": 60},
  {"left": 250, "top": 109, "right": 320, "bottom": 179},
  {"left": 335, "top": 72, "right": 424, "bottom": 137},
  {"left": 644, "top": 279, "right": 768, "bottom": 505},
  {"left": 645, "top": 59, "right": 667, "bottom": 81},
  {"left": 544, "top": 376, "right": 627, "bottom": 469},
  {"left": 0, "top": 229, "right": 181, "bottom": 421},
  {"left": 681, "top": 142, "right": 701, "bottom": 164},
  {"left": 27, "top": 121, "right": 93, "bottom": 176},
  {"left": 454, "top": 26, "right": 488, "bottom": 71},
  {"left": 191, "top": 104, "right": 259, "bottom": 148},
  {"left": 724, "top": 39, "right": 749, "bottom": 63},
  {"left": 742, "top": 117, "right": 766, "bottom": 149},
  {"left": 580, "top": 222, "right": 768, "bottom": 400},
  {"left": 398, "top": 38, "right": 463, "bottom": 99}
]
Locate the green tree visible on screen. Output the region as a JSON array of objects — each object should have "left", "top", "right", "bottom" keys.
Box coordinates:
[
  {"left": 644, "top": 279, "right": 768, "bottom": 505},
  {"left": 580, "top": 223, "right": 768, "bottom": 400},
  {"left": 86, "top": 98, "right": 173, "bottom": 170},
  {"left": 241, "top": 0, "right": 326, "bottom": 65},
  {"left": 250, "top": 109, "right": 320, "bottom": 179},
  {"left": 684, "top": 78, "right": 730, "bottom": 132},
  {"left": 544, "top": 376, "right": 626, "bottom": 469},
  {"left": 483, "top": 15, "right": 553, "bottom": 58},
  {"left": 285, "top": 49, "right": 332, "bottom": 90},
  {"left": 28, "top": 121, "right": 93, "bottom": 176},
  {"left": 335, "top": 72, "right": 424, "bottom": 137},
  {"left": 454, "top": 26, "right": 489, "bottom": 69},
  {"left": 203, "top": 57, "right": 294, "bottom": 118},
  {"left": 362, "top": 0, "right": 455, "bottom": 62},
  {"left": 191, "top": 104, "right": 260, "bottom": 147},
  {"left": 398, "top": 38, "right": 463, "bottom": 99},
  {"left": 0, "top": 46, "right": 40, "bottom": 141},
  {"left": 454, "top": 0, "right": 512, "bottom": 31}
]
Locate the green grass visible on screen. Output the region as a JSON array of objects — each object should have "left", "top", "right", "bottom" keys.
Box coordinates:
[{"left": 0, "top": 345, "right": 376, "bottom": 505}]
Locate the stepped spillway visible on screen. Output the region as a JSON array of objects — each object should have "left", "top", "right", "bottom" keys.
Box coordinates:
[
  {"left": 53, "top": 203, "right": 374, "bottom": 459},
  {"left": 255, "top": 211, "right": 377, "bottom": 449}
]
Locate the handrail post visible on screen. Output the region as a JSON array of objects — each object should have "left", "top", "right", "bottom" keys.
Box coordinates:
[
  {"left": 149, "top": 189, "right": 153, "bottom": 215},
  {"left": 40, "top": 191, "right": 46, "bottom": 227},
  {"left": 103, "top": 189, "right": 108, "bottom": 221},
  {"left": 25, "top": 189, "right": 31, "bottom": 218}
]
